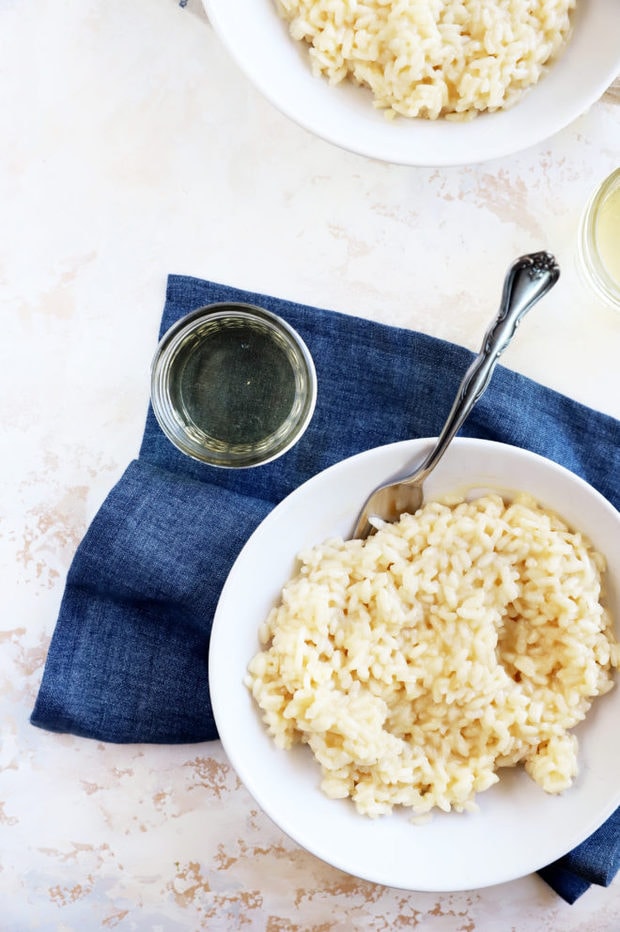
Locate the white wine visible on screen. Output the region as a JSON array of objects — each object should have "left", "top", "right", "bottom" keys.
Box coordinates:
[
  {"left": 595, "top": 181, "right": 620, "bottom": 287},
  {"left": 578, "top": 169, "right": 620, "bottom": 310},
  {"left": 151, "top": 303, "right": 317, "bottom": 467},
  {"left": 170, "top": 317, "right": 298, "bottom": 449}
]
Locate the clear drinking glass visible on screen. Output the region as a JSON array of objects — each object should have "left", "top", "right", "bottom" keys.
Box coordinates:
[
  {"left": 151, "top": 303, "right": 317, "bottom": 467},
  {"left": 578, "top": 168, "right": 620, "bottom": 310}
]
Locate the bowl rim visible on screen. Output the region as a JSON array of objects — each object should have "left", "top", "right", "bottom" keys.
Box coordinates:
[
  {"left": 209, "top": 436, "right": 620, "bottom": 891},
  {"left": 201, "top": 0, "right": 620, "bottom": 166}
]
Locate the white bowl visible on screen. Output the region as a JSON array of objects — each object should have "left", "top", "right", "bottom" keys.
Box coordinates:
[
  {"left": 209, "top": 438, "right": 620, "bottom": 891},
  {"left": 201, "top": 0, "right": 620, "bottom": 166}
]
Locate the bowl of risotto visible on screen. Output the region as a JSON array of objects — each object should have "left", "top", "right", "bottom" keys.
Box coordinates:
[
  {"left": 201, "top": 0, "right": 620, "bottom": 165},
  {"left": 209, "top": 437, "right": 620, "bottom": 891}
]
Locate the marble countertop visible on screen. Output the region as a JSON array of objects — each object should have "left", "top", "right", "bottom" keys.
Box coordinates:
[{"left": 1, "top": 1, "right": 619, "bottom": 929}]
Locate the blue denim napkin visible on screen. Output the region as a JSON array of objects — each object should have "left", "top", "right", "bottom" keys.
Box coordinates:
[{"left": 31, "top": 274, "right": 619, "bottom": 902}]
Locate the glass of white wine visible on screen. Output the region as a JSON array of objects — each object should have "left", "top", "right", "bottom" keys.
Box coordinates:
[{"left": 578, "top": 168, "right": 620, "bottom": 310}]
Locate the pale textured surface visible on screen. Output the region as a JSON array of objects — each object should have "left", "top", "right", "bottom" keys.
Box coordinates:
[{"left": 1, "top": 0, "right": 619, "bottom": 929}]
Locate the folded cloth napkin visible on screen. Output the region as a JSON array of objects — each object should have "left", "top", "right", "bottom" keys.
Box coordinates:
[{"left": 32, "top": 274, "right": 620, "bottom": 902}]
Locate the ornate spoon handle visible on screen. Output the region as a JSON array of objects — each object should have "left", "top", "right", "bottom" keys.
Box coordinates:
[{"left": 411, "top": 251, "right": 560, "bottom": 483}]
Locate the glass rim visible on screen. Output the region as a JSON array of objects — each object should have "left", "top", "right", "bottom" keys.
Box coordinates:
[
  {"left": 150, "top": 302, "right": 317, "bottom": 468},
  {"left": 578, "top": 168, "right": 620, "bottom": 309}
]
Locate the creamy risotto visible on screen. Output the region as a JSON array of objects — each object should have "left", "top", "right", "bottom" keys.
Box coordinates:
[
  {"left": 275, "top": 0, "right": 576, "bottom": 120},
  {"left": 246, "top": 494, "right": 618, "bottom": 818}
]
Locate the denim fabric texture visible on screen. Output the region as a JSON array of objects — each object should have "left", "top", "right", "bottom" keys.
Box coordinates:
[{"left": 31, "top": 274, "right": 620, "bottom": 902}]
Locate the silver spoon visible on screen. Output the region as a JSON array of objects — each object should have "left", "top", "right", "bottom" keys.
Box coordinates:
[{"left": 352, "top": 251, "right": 560, "bottom": 540}]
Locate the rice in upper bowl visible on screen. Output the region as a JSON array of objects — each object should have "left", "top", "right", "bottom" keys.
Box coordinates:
[
  {"left": 275, "top": 0, "right": 576, "bottom": 120},
  {"left": 246, "top": 492, "right": 618, "bottom": 819}
]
